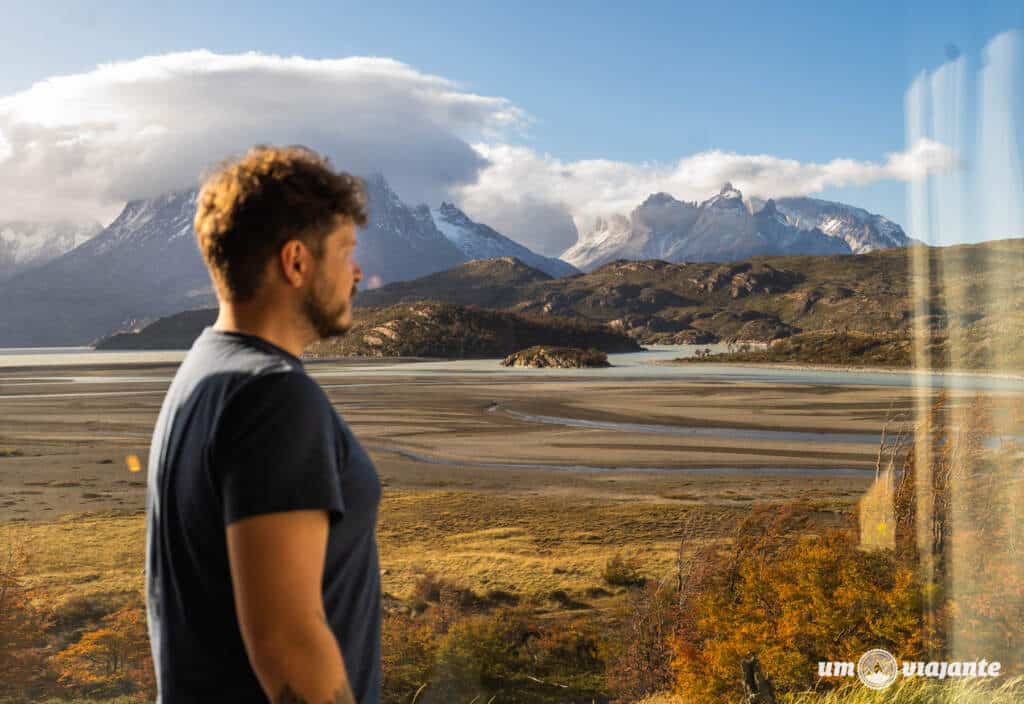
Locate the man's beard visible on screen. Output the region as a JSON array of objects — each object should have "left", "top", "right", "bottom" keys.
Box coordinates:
[{"left": 302, "top": 280, "right": 358, "bottom": 340}]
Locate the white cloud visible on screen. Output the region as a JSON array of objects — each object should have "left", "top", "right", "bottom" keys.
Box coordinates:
[
  {"left": 455, "top": 139, "right": 958, "bottom": 241},
  {"left": 0, "top": 49, "right": 957, "bottom": 251},
  {"left": 0, "top": 128, "right": 11, "bottom": 163},
  {"left": 0, "top": 50, "right": 525, "bottom": 222}
]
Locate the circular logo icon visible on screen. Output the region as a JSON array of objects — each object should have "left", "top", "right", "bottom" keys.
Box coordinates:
[{"left": 857, "top": 649, "right": 898, "bottom": 690}]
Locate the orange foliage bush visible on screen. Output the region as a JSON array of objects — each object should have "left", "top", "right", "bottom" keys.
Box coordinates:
[
  {"left": 667, "top": 394, "right": 1023, "bottom": 702},
  {"left": 0, "top": 535, "right": 51, "bottom": 700},
  {"left": 669, "top": 503, "right": 934, "bottom": 703},
  {"left": 51, "top": 597, "right": 154, "bottom": 698}
]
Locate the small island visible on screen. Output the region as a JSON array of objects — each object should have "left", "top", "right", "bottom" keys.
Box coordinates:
[{"left": 500, "top": 345, "right": 610, "bottom": 368}]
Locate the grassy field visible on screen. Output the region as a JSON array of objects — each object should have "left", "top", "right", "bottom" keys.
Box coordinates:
[
  {"left": 0, "top": 489, "right": 756, "bottom": 703},
  {"left": 2, "top": 489, "right": 754, "bottom": 614},
  {"left": 6, "top": 493, "right": 1018, "bottom": 704}
]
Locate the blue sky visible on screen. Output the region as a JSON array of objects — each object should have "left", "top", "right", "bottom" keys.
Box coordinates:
[{"left": 1, "top": 0, "right": 1022, "bottom": 241}]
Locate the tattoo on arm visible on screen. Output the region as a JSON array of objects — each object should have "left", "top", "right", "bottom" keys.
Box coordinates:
[{"left": 275, "top": 683, "right": 356, "bottom": 704}]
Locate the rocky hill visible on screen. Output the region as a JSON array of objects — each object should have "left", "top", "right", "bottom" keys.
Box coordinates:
[
  {"left": 94, "top": 308, "right": 217, "bottom": 350},
  {"left": 306, "top": 303, "right": 640, "bottom": 358},
  {"left": 354, "top": 256, "right": 556, "bottom": 310},
  {"left": 96, "top": 302, "right": 640, "bottom": 358},
  {"left": 348, "top": 238, "right": 1024, "bottom": 347}
]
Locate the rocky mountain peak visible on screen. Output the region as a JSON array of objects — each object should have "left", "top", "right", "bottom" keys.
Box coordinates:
[
  {"left": 362, "top": 173, "right": 404, "bottom": 208},
  {"left": 719, "top": 182, "right": 742, "bottom": 199},
  {"left": 435, "top": 201, "right": 474, "bottom": 227},
  {"left": 702, "top": 183, "right": 746, "bottom": 212},
  {"left": 432, "top": 202, "right": 579, "bottom": 278},
  {"left": 640, "top": 192, "right": 680, "bottom": 208}
]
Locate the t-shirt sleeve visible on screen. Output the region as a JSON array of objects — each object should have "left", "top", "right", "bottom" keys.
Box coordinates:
[{"left": 209, "top": 371, "right": 346, "bottom": 527}]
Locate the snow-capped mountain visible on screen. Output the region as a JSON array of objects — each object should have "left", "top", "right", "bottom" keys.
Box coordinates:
[
  {"left": 357, "top": 174, "right": 467, "bottom": 286},
  {"left": 0, "top": 221, "right": 102, "bottom": 279},
  {"left": 0, "top": 174, "right": 577, "bottom": 346},
  {"left": 561, "top": 183, "right": 899, "bottom": 271},
  {"left": 758, "top": 197, "right": 910, "bottom": 253},
  {"left": 561, "top": 194, "right": 701, "bottom": 271},
  {"left": 431, "top": 202, "right": 579, "bottom": 278},
  {"left": 0, "top": 189, "right": 213, "bottom": 347}
]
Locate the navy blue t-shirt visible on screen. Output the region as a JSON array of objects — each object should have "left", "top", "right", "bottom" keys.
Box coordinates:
[{"left": 145, "top": 327, "right": 382, "bottom": 703}]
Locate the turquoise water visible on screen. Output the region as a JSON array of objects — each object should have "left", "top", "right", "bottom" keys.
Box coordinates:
[{"left": 3, "top": 344, "right": 1024, "bottom": 392}]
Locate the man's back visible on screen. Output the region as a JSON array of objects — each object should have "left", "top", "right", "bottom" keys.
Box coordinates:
[{"left": 145, "top": 327, "right": 382, "bottom": 702}]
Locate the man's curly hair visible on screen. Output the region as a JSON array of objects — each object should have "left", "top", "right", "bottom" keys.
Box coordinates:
[{"left": 194, "top": 145, "right": 368, "bottom": 302}]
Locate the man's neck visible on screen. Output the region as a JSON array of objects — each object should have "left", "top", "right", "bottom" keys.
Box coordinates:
[{"left": 213, "top": 301, "right": 313, "bottom": 359}]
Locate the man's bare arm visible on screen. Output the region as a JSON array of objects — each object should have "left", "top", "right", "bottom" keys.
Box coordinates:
[{"left": 226, "top": 509, "right": 356, "bottom": 704}]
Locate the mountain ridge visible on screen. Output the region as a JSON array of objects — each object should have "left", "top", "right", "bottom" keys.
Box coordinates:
[
  {"left": 0, "top": 176, "right": 577, "bottom": 346},
  {"left": 561, "top": 184, "right": 907, "bottom": 270}
]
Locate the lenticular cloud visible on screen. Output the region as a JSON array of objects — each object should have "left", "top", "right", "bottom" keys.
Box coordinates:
[{"left": 0, "top": 50, "right": 524, "bottom": 222}]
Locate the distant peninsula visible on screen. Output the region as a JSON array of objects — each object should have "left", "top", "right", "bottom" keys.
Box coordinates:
[
  {"left": 670, "top": 329, "right": 1024, "bottom": 372},
  {"left": 95, "top": 302, "right": 641, "bottom": 359},
  {"left": 306, "top": 303, "right": 640, "bottom": 358}
]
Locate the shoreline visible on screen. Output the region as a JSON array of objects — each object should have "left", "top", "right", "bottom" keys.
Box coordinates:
[
  {"left": 656, "top": 358, "right": 1024, "bottom": 381},
  {"left": 1, "top": 362, "right": 915, "bottom": 522}
]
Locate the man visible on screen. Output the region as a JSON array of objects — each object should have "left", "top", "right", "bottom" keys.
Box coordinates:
[{"left": 145, "top": 145, "right": 380, "bottom": 703}]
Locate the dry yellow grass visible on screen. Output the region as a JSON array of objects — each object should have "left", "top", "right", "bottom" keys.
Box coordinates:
[
  {"left": 0, "top": 510, "right": 146, "bottom": 608},
  {"left": 1, "top": 489, "right": 754, "bottom": 611},
  {"left": 376, "top": 489, "right": 746, "bottom": 598}
]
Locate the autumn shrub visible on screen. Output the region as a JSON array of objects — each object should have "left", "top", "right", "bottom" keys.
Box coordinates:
[
  {"left": 425, "top": 608, "right": 606, "bottom": 703},
  {"left": 602, "top": 554, "right": 645, "bottom": 588},
  {"left": 420, "top": 608, "right": 534, "bottom": 702},
  {"left": 381, "top": 600, "right": 609, "bottom": 704},
  {"left": 411, "top": 572, "right": 481, "bottom": 613},
  {"left": 381, "top": 612, "right": 437, "bottom": 703},
  {"left": 0, "top": 533, "right": 52, "bottom": 702},
  {"left": 604, "top": 582, "right": 678, "bottom": 702},
  {"left": 51, "top": 596, "right": 154, "bottom": 699},
  {"left": 668, "top": 502, "right": 932, "bottom": 704},
  {"left": 48, "top": 592, "right": 136, "bottom": 651},
  {"left": 663, "top": 394, "right": 1023, "bottom": 703}
]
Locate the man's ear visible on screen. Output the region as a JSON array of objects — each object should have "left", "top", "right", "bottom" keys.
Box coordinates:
[{"left": 279, "top": 240, "right": 310, "bottom": 289}]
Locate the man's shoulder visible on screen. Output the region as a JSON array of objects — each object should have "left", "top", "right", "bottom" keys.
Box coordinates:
[
  {"left": 224, "top": 368, "right": 326, "bottom": 411},
  {"left": 205, "top": 369, "right": 335, "bottom": 466},
  {"left": 184, "top": 327, "right": 302, "bottom": 377},
  {"left": 166, "top": 329, "right": 328, "bottom": 437}
]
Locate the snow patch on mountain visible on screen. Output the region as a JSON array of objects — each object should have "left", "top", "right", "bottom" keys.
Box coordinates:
[
  {"left": 758, "top": 196, "right": 910, "bottom": 253},
  {"left": 563, "top": 183, "right": 907, "bottom": 270},
  {"left": 0, "top": 221, "right": 102, "bottom": 279},
  {"left": 432, "top": 202, "right": 579, "bottom": 278}
]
